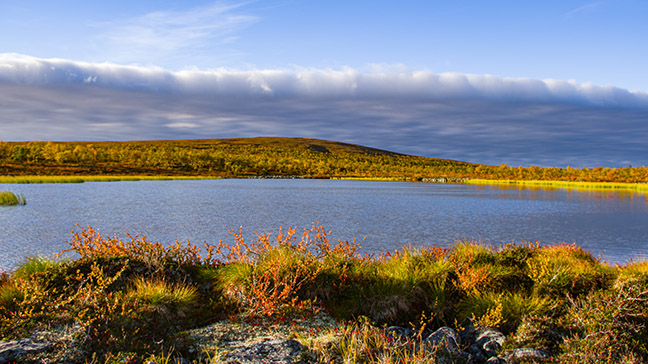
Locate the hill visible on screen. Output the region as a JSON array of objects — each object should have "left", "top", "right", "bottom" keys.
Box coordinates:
[
  {"left": 1, "top": 137, "right": 647, "bottom": 183},
  {"left": 0, "top": 137, "right": 475, "bottom": 180}
]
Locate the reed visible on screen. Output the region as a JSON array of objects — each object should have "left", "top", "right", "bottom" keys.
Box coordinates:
[
  {"left": 467, "top": 178, "right": 648, "bottom": 193},
  {"left": 0, "top": 175, "right": 220, "bottom": 184},
  {"left": 0, "top": 191, "right": 26, "bottom": 205}
]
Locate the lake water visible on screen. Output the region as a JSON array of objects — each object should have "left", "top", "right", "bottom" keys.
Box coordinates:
[{"left": 1, "top": 179, "right": 647, "bottom": 271}]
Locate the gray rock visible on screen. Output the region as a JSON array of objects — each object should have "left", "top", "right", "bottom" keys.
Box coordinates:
[
  {"left": 426, "top": 326, "right": 461, "bottom": 354},
  {"left": 475, "top": 329, "right": 506, "bottom": 357},
  {"left": 0, "top": 338, "right": 51, "bottom": 363},
  {"left": 506, "top": 348, "right": 549, "bottom": 363},
  {"left": 467, "top": 343, "right": 486, "bottom": 362},
  {"left": 485, "top": 357, "right": 507, "bottom": 364},
  {"left": 221, "top": 339, "right": 304, "bottom": 364}
]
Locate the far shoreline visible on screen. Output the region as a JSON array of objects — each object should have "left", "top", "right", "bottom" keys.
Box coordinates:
[{"left": 2, "top": 174, "right": 648, "bottom": 193}]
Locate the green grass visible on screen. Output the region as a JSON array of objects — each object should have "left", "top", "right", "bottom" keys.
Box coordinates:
[
  {"left": 130, "top": 278, "right": 198, "bottom": 307},
  {"left": 0, "top": 191, "right": 26, "bottom": 205},
  {"left": 12, "top": 257, "right": 63, "bottom": 279},
  {"left": 0, "top": 175, "right": 220, "bottom": 184}
]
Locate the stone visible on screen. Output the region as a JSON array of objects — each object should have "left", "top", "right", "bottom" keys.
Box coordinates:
[
  {"left": 475, "top": 329, "right": 506, "bottom": 357},
  {"left": 221, "top": 339, "right": 305, "bottom": 364},
  {"left": 425, "top": 326, "right": 461, "bottom": 354},
  {"left": 506, "top": 348, "right": 549, "bottom": 363},
  {"left": 0, "top": 338, "right": 51, "bottom": 363},
  {"left": 485, "top": 357, "right": 507, "bottom": 364},
  {"left": 467, "top": 343, "right": 486, "bottom": 362}
]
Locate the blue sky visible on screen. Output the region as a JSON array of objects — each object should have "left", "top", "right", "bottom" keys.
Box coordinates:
[{"left": 1, "top": 1, "right": 647, "bottom": 167}]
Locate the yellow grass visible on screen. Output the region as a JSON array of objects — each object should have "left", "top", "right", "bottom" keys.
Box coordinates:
[
  {"left": 466, "top": 179, "right": 648, "bottom": 193},
  {"left": 0, "top": 175, "right": 220, "bottom": 184}
]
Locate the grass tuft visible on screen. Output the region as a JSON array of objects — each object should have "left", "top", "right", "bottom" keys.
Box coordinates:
[
  {"left": 0, "top": 191, "right": 26, "bottom": 205},
  {"left": 130, "top": 277, "right": 198, "bottom": 308},
  {"left": 526, "top": 243, "right": 613, "bottom": 297},
  {"left": 13, "top": 256, "right": 63, "bottom": 279}
]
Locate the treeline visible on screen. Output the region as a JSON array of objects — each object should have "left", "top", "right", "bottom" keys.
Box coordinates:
[{"left": 0, "top": 138, "right": 647, "bottom": 183}]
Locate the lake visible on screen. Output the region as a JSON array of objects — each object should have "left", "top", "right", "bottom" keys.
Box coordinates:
[{"left": 1, "top": 179, "right": 647, "bottom": 271}]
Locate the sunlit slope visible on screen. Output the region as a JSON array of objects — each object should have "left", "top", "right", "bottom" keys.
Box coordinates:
[
  {"left": 1, "top": 137, "right": 647, "bottom": 183},
  {"left": 0, "top": 137, "right": 474, "bottom": 179}
]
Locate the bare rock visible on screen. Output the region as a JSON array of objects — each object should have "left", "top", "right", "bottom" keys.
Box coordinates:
[
  {"left": 506, "top": 348, "right": 549, "bottom": 363},
  {"left": 221, "top": 339, "right": 305, "bottom": 364},
  {"left": 475, "top": 329, "right": 506, "bottom": 358},
  {"left": 0, "top": 338, "right": 50, "bottom": 363},
  {"left": 426, "top": 326, "right": 461, "bottom": 354}
]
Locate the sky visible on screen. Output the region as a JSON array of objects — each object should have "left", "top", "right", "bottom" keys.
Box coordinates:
[{"left": 1, "top": 0, "right": 647, "bottom": 167}]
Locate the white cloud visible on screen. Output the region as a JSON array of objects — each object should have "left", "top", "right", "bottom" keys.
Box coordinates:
[
  {"left": 91, "top": 2, "right": 258, "bottom": 66},
  {"left": 166, "top": 122, "right": 200, "bottom": 129},
  {"left": 1, "top": 54, "right": 647, "bottom": 167},
  {"left": 1, "top": 54, "right": 646, "bottom": 106}
]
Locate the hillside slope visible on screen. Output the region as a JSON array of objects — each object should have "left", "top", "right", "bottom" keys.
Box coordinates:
[
  {"left": 0, "top": 137, "right": 474, "bottom": 179},
  {"left": 1, "top": 137, "right": 647, "bottom": 183}
]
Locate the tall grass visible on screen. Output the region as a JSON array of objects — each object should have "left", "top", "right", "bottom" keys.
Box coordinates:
[
  {"left": 467, "top": 178, "right": 648, "bottom": 193},
  {"left": 0, "top": 191, "right": 26, "bottom": 205},
  {"left": 0, "top": 175, "right": 220, "bottom": 184}
]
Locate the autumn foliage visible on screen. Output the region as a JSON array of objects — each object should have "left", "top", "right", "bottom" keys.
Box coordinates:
[
  {"left": 1, "top": 224, "right": 647, "bottom": 363},
  {"left": 2, "top": 137, "right": 647, "bottom": 182}
]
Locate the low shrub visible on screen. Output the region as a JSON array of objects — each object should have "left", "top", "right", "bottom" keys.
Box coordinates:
[
  {"left": 615, "top": 258, "right": 648, "bottom": 288},
  {"left": 558, "top": 282, "right": 648, "bottom": 363},
  {"left": 0, "top": 275, "right": 24, "bottom": 311}
]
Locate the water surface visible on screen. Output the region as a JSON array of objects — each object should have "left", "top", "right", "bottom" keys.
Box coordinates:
[{"left": 1, "top": 179, "right": 647, "bottom": 271}]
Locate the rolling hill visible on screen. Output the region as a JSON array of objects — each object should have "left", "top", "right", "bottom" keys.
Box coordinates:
[{"left": 1, "top": 137, "right": 647, "bottom": 183}]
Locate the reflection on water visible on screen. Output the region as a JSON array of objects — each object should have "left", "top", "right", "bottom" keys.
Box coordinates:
[
  {"left": 474, "top": 183, "right": 648, "bottom": 202},
  {"left": 1, "top": 179, "right": 647, "bottom": 271}
]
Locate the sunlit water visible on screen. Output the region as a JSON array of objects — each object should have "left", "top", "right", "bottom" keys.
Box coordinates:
[{"left": 1, "top": 179, "right": 647, "bottom": 271}]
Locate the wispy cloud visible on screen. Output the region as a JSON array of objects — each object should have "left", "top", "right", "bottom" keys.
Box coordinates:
[
  {"left": 1, "top": 54, "right": 647, "bottom": 167},
  {"left": 565, "top": 1, "right": 603, "bottom": 18},
  {"left": 91, "top": 2, "right": 258, "bottom": 67}
]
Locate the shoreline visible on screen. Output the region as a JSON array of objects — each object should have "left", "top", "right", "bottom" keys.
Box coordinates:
[
  {"left": 1, "top": 226, "right": 647, "bottom": 363},
  {"left": 2, "top": 174, "right": 648, "bottom": 194}
]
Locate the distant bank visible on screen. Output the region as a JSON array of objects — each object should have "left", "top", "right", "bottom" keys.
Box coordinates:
[{"left": 1, "top": 137, "right": 647, "bottom": 186}]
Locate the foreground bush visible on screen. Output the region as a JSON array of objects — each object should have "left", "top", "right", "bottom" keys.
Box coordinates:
[{"left": 1, "top": 224, "right": 647, "bottom": 363}]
